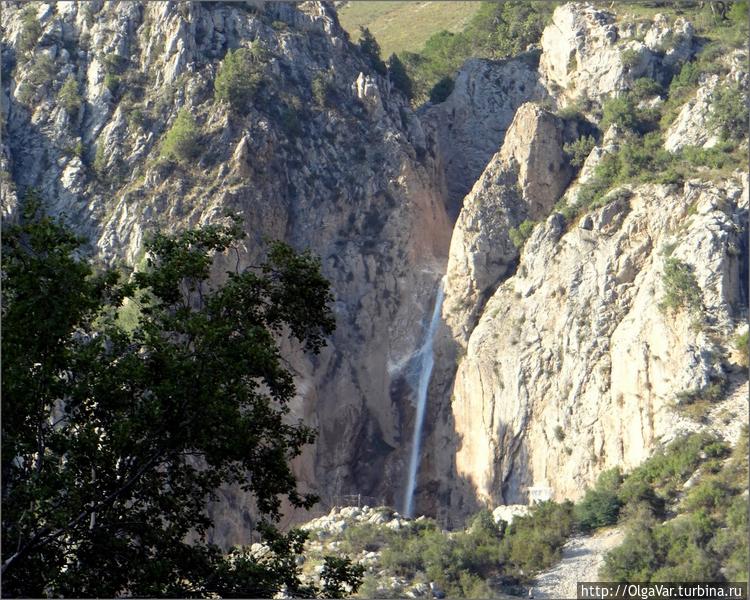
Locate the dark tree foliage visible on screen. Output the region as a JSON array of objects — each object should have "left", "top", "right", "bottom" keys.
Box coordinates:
[
  {"left": 1, "top": 194, "right": 363, "bottom": 597},
  {"left": 429, "top": 76, "right": 454, "bottom": 104},
  {"left": 358, "top": 26, "right": 387, "bottom": 75},
  {"left": 387, "top": 53, "right": 413, "bottom": 100}
]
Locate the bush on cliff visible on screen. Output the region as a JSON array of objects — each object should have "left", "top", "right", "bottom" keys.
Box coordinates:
[{"left": 215, "top": 45, "right": 265, "bottom": 113}]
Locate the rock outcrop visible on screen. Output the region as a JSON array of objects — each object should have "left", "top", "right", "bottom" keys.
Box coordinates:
[
  {"left": 441, "top": 102, "right": 572, "bottom": 345},
  {"left": 449, "top": 176, "right": 747, "bottom": 506},
  {"left": 421, "top": 55, "right": 546, "bottom": 215},
  {"left": 665, "top": 50, "right": 747, "bottom": 152},
  {"left": 540, "top": 3, "right": 695, "bottom": 109}
]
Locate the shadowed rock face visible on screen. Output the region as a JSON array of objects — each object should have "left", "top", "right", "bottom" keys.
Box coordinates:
[
  {"left": 421, "top": 55, "right": 548, "bottom": 218},
  {"left": 3, "top": 0, "right": 747, "bottom": 539}
]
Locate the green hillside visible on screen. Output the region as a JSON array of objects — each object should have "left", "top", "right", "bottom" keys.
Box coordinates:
[{"left": 337, "top": 1, "right": 481, "bottom": 57}]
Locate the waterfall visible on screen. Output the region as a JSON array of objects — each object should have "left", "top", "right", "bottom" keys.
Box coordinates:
[{"left": 403, "top": 280, "right": 445, "bottom": 518}]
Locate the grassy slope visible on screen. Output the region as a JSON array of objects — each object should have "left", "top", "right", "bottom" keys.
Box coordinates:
[{"left": 337, "top": 1, "right": 481, "bottom": 57}]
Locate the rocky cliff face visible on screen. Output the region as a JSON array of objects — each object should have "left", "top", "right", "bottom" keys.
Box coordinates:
[
  {"left": 448, "top": 176, "right": 747, "bottom": 507},
  {"left": 442, "top": 102, "right": 573, "bottom": 346},
  {"left": 1, "top": 0, "right": 458, "bottom": 544},
  {"left": 421, "top": 55, "right": 547, "bottom": 216},
  {"left": 2, "top": 0, "right": 747, "bottom": 538},
  {"left": 539, "top": 2, "right": 695, "bottom": 109},
  {"left": 419, "top": 3, "right": 748, "bottom": 515}
]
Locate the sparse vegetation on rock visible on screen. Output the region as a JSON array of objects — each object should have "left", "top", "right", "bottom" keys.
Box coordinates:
[
  {"left": 214, "top": 46, "right": 265, "bottom": 113},
  {"left": 160, "top": 108, "right": 201, "bottom": 164},
  {"left": 57, "top": 74, "right": 82, "bottom": 115}
]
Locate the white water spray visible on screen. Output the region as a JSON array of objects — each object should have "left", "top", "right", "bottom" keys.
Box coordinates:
[{"left": 403, "top": 280, "right": 445, "bottom": 518}]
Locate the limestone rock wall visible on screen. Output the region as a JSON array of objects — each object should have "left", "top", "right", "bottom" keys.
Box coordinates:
[
  {"left": 449, "top": 178, "right": 747, "bottom": 507},
  {"left": 422, "top": 2, "right": 748, "bottom": 514}
]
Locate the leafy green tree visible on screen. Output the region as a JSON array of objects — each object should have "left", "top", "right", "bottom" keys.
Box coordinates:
[
  {"left": 659, "top": 257, "right": 703, "bottom": 315},
  {"left": 18, "top": 7, "right": 42, "bottom": 56},
  {"left": 161, "top": 108, "right": 201, "bottom": 163},
  {"left": 214, "top": 46, "right": 265, "bottom": 113},
  {"left": 1, "top": 194, "right": 362, "bottom": 597},
  {"left": 563, "top": 135, "right": 596, "bottom": 168}
]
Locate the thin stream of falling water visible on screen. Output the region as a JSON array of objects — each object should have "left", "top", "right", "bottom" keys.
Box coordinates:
[{"left": 403, "top": 280, "right": 445, "bottom": 518}]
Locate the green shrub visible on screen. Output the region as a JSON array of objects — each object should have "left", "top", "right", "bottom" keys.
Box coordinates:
[
  {"left": 104, "top": 73, "right": 120, "bottom": 96},
  {"left": 18, "top": 7, "right": 42, "bottom": 56},
  {"left": 683, "top": 478, "right": 731, "bottom": 513},
  {"left": 502, "top": 501, "right": 575, "bottom": 578},
  {"left": 659, "top": 257, "right": 703, "bottom": 315},
  {"left": 58, "top": 74, "right": 82, "bottom": 115},
  {"left": 160, "top": 108, "right": 201, "bottom": 163},
  {"left": 710, "top": 495, "right": 749, "bottom": 581},
  {"left": 679, "top": 143, "right": 735, "bottom": 169},
  {"left": 708, "top": 82, "right": 749, "bottom": 142},
  {"left": 93, "top": 144, "right": 108, "bottom": 178},
  {"left": 669, "top": 60, "right": 701, "bottom": 96},
  {"left": 728, "top": 0, "right": 749, "bottom": 26},
  {"left": 617, "top": 434, "right": 718, "bottom": 512},
  {"left": 734, "top": 330, "right": 749, "bottom": 367},
  {"left": 341, "top": 521, "right": 396, "bottom": 554},
  {"left": 429, "top": 76, "right": 454, "bottom": 104},
  {"left": 601, "top": 511, "right": 659, "bottom": 582},
  {"left": 563, "top": 135, "right": 596, "bottom": 167},
  {"left": 674, "top": 381, "right": 725, "bottom": 422},
  {"left": 574, "top": 468, "right": 623, "bottom": 532},
  {"left": 630, "top": 77, "right": 664, "bottom": 102},
  {"left": 214, "top": 46, "right": 265, "bottom": 113},
  {"left": 64, "top": 140, "right": 84, "bottom": 158},
  {"left": 675, "top": 382, "right": 723, "bottom": 406},
  {"left": 621, "top": 48, "right": 642, "bottom": 70},
  {"left": 575, "top": 489, "right": 622, "bottom": 532},
  {"left": 604, "top": 431, "right": 746, "bottom": 584},
  {"left": 102, "top": 52, "right": 127, "bottom": 75},
  {"left": 27, "top": 54, "right": 55, "bottom": 87},
  {"left": 553, "top": 424, "right": 565, "bottom": 442},
  {"left": 617, "top": 132, "right": 672, "bottom": 180},
  {"left": 509, "top": 220, "right": 536, "bottom": 249},
  {"left": 601, "top": 96, "right": 640, "bottom": 131},
  {"left": 279, "top": 104, "right": 302, "bottom": 139},
  {"left": 311, "top": 73, "right": 333, "bottom": 108}
]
